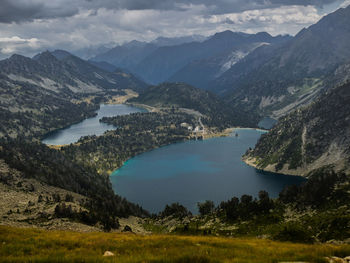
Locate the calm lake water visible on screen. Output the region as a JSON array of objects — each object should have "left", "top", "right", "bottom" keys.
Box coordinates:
[
  {"left": 111, "top": 129, "right": 305, "bottom": 213},
  {"left": 42, "top": 104, "right": 146, "bottom": 145}
]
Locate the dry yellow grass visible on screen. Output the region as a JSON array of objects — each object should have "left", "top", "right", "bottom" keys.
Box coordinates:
[
  {"left": 0, "top": 226, "right": 349, "bottom": 262},
  {"left": 107, "top": 89, "right": 139, "bottom": 104}
]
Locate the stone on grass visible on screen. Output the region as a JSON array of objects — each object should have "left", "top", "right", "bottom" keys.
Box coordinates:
[{"left": 103, "top": 251, "right": 115, "bottom": 257}]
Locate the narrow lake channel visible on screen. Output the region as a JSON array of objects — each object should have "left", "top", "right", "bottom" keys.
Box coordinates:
[{"left": 42, "top": 104, "right": 146, "bottom": 145}]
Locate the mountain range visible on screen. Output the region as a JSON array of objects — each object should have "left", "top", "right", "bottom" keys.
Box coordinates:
[
  {"left": 91, "top": 35, "right": 207, "bottom": 78},
  {"left": 92, "top": 31, "right": 291, "bottom": 86},
  {"left": 90, "top": 6, "right": 350, "bottom": 121},
  {"left": 213, "top": 5, "right": 350, "bottom": 118}
]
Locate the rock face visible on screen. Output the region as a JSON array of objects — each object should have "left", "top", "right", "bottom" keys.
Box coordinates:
[{"left": 243, "top": 82, "right": 350, "bottom": 177}]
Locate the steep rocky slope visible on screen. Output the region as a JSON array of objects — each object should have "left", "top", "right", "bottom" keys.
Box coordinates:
[
  {"left": 134, "top": 31, "right": 290, "bottom": 85},
  {"left": 243, "top": 82, "right": 350, "bottom": 176}
]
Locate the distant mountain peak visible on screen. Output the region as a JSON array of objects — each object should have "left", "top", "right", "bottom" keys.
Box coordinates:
[
  {"left": 51, "top": 50, "right": 73, "bottom": 60},
  {"left": 255, "top": 32, "right": 272, "bottom": 38},
  {"left": 211, "top": 30, "right": 235, "bottom": 39},
  {"left": 210, "top": 30, "right": 272, "bottom": 42},
  {"left": 9, "top": 53, "right": 31, "bottom": 61},
  {"left": 151, "top": 35, "right": 207, "bottom": 46},
  {"left": 32, "top": 50, "right": 58, "bottom": 62},
  {"left": 124, "top": 40, "right": 148, "bottom": 48}
]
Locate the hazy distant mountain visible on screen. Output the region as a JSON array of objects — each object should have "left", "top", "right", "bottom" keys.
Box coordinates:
[
  {"left": 243, "top": 81, "right": 350, "bottom": 176},
  {"left": 151, "top": 35, "right": 207, "bottom": 46},
  {"left": 71, "top": 44, "right": 113, "bottom": 60},
  {"left": 212, "top": 6, "right": 350, "bottom": 118},
  {"left": 91, "top": 35, "right": 207, "bottom": 73},
  {"left": 133, "top": 31, "right": 291, "bottom": 85},
  {"left": 168, "top": 33, "right": 290, "bottom": 89},
  {"left": 92, "top": 41, "right": 158, "bottom": 74}
]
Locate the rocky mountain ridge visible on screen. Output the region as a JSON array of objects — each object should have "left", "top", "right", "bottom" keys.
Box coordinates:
[{"left": 212, "top": 5, "right": 350, "bottom": 119}]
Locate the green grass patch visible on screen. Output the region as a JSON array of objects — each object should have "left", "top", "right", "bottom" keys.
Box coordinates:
[{"left": 0, "top": 226, "right": 349, "bottom": 263}]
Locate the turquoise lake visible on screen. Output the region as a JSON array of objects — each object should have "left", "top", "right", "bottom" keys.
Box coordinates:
[
  {"left": 111, "top": 128, "right": 305, "bottom": 213},
  {"left": 42, "top": 104, "right": 146, "bottom": 145}
]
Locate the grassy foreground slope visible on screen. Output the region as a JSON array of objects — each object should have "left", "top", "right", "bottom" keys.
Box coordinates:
[{"left": 1, "top": 226, "right": 349, "bottom": 263}]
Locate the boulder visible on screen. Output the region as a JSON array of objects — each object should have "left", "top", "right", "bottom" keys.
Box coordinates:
[
  {"left": 325, "top": 257, "right": 347, "bottom": 263},
  {"left": 103, "top": 251, "right": 115, "bottom": 257}
]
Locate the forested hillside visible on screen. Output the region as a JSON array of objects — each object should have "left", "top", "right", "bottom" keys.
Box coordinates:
[
  {"left": 62, "top": 110, "right": 196, "bottom": 175},
  {"left": 129, "top": 82, "right": 259, "bottom": 128}
]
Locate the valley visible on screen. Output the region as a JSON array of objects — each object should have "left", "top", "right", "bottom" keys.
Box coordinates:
[{"left": 1, "top": 2, "right": 350, "bottom": 262}]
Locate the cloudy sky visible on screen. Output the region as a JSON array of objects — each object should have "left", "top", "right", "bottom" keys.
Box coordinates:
[{"left": 0, "top": 0, "right": 349, "bottom": 59}]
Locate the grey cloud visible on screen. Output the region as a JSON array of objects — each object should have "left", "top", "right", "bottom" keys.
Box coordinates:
[
  {"left": 0, "top": 0, "right": 340, "bottom": 24},
  {"left": 0, "top": 0, "right": 78, "bottom": 23},
  {"left": 85, "top": 0, "right": 341, "bottom": 13}
]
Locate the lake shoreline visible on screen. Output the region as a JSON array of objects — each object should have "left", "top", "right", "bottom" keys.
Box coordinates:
[
  {"left": 42, "top": 103, "right": 146, "bottom": 146},
  {"left": 110, "top": 127, "right": 266, "bottom": 176},
  {"left": 242, "top": 156, "right": 307, "bottom": 178},
  {"left": 111, "top": 128, "right": 305, "bottom": 213}
]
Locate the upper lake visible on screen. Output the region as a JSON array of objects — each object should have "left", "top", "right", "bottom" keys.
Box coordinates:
[
  {"left": 111, "top": 128, "right": 305, "bottom": 213},
  {"left": 42, "top": 104, "right": 146, "bottom": 145}
]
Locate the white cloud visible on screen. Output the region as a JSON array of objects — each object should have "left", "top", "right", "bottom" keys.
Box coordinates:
[
  {"left": 0, "top": 36, "right": 40, "bottom": 54},
  {"left": 340, "top": 0, "right": 350, "bottom": 7},
  {"left": 211, "top": 5, "right": 323, "bottom": 27}
]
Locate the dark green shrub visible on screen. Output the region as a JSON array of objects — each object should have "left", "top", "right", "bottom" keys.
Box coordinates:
[{"left": 272, "top": 222, "right": 314, "bottom": 243}]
